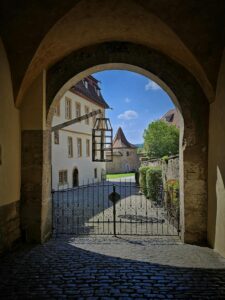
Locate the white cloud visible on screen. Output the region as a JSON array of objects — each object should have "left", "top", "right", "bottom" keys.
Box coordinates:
[
  {"left": 145, "top": 79, "right": 161, "bottom": 91},
  {"left": 115, "top": 122, "right": 125, "bottom": 129},
  {"left": 125, "top": 97, "right": 131, "bottom": 103},
  {"left": 118, "top": 110, "right": 138, "bottom": 120}
]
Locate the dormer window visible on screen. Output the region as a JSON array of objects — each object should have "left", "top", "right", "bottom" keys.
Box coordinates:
[{"left": 94, "top": 85, "right": 100, "bottom": 96}]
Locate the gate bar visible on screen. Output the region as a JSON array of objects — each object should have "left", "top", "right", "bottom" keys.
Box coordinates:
[{"left": 113, "top": 185, "right": 116, "bottom": 237}]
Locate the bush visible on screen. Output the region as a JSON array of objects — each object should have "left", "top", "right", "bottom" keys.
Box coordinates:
[
  {"left": 139, "top": 166, "right": 149, "bottom": 195},
  {"left": 161, "top": 155, "right": 169, "bottom": 163},
  {"left": 146, "top": 167, "right": 162, "bottom": 201},
  {"left": 139, "top": 166, "right": 162, "bottom": 200},
  {"left": 166, "top": 179, "right": 179, "bottom": 208}
]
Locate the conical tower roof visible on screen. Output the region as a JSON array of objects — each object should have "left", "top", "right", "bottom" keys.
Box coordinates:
[{"left": 113, "top": 127, "right": 136, "bottom": 149}]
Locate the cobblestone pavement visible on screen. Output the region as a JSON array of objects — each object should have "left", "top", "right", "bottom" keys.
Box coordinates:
[{"left": 1, "top": 236, "right": 225, "bottom": 299}]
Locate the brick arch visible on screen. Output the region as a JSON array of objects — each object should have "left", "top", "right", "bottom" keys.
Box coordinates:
[{"left": 44, "top": 41, "right": 208, "bottom": 244}]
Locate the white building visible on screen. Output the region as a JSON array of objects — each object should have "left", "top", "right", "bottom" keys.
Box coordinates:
[{"left": 51, "top": 76, "right": 109, "bottom": 190}]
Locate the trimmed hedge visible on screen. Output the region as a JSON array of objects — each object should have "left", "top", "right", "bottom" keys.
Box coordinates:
[
  {"left": 139, "top": 166, "right": 162, "bottom": 200},
  {"left": 146, "top": 167, "right": 162, "bottom": 201},
  {"left": 139, "top": 166, "right": 149, "bottom": 195}
]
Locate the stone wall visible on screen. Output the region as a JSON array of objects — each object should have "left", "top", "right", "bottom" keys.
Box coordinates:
[
  {"left": 162, "top": 155, "right": 179, "bottom": 188},
  {"left": 140, "top": 158, "right": 161, "bottom": 168},
  {"left": 140, "top": 155, "right": 179, "bottom": 188},
  {"left": 0, "top": 201, "right": 21, "bottom": 254},
  {"left": 106, "top": 148, "right": 140, "bottom": 174}
]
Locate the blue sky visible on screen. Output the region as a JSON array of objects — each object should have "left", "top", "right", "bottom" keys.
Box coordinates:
[{"left": 93, "top": 70, "right": 174, "bottom": 144}]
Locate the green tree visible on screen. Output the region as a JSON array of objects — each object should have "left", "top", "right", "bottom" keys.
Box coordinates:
[
  {"left": 137, "top": 147, "right": 144, "bottom": 155},
  {"left": 143, "top": 120, "right": 179, "bottom": 158}
]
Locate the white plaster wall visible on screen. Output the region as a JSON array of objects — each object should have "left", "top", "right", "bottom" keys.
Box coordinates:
[
  {"left": 0, "top": 38, "right": 20, "bottom": 205},
  {"left": 208, "top": 50, "right": 225, "bottom": 257},
  {"left": 52, "top": 90, "right": 106, "bottom": 189}
]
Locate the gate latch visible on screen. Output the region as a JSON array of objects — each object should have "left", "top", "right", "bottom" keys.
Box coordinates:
[{"left": 108, "top": 186, "right": 121, "bottom": 203}]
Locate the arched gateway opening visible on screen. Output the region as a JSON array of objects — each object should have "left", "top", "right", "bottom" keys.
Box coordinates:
[
  {"left": 2, "top": 2, "right": 225, "bottom": 297},
  {"left": 21, "top": 42, "right": 208, "bottom": 245}
]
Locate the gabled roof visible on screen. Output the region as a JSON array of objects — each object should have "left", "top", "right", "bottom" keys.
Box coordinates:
[
  {"left": 160, "top": 108, "right": 180, "bottom": 128},
  {"left": 70, "top": 75, "right": 109, "bottom": 109},
  {"left": 113, "top": 127, "right": 136, "bottom": 149}
]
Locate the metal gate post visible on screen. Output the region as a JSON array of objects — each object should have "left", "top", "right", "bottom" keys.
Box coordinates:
[
  {"left": 109, "top": 185, "right": 120, "bottom": 237},
  {"left": 177, "top": 189, "right": 181, "bottom": 235},
  {"left": 113, "top": 185, "right": 116, "bottom": 236},
  {"left": 51, "top": 190, "right": 56, "bottom": 238}
]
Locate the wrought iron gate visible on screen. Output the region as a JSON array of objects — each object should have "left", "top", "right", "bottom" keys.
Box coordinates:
[{"left": 52, "top": 180, "right": 180, "bottom": 236}]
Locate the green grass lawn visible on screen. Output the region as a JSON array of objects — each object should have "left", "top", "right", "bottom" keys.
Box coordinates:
[{"left": 106, "top": 172, "right": 135, "bottom": 179}]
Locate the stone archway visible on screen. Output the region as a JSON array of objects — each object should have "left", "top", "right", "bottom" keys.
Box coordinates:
[
  {"left": 20, "top": 41, "right": 208, "bottom": 245},
  {"left": 46, "top": 42, "right": 208, "bottom": 244}
]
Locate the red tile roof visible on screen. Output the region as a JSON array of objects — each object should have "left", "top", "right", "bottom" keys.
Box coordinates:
[
  {"left": 160, "top": 108, "right": 180, "bottom": 128},
  {"left": 113, "top": 127, "right": 136, "bottom": 149},
  {"left": 70, "top": 75, "right": 109, "bottom": 109}
]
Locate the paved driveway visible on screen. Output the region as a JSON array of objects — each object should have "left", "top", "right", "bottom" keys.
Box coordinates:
[{"left": 0, "top": 236, "right": 225, "bottom": 299}]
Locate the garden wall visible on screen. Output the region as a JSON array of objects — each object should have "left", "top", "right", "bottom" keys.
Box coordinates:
[
  {"left": 140, "top": 155, "right": 179, "bottom": 188},
  {"left": 161, "top": 155, "right": 179, "bottom": 188}
]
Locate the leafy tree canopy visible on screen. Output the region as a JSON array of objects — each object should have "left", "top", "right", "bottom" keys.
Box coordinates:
[
  {"left": 137, "top": 147, "right": 144, "bottom": 154},
  {"left": 143, "top": 120, "right": 179, "bottom": 158}
]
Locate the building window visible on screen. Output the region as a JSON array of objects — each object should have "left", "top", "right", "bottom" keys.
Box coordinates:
[
  {"left": 65, "top": 98, "right": 72, "bottom": 119},
  {"left": 54, "top": 104, "right": 60, "bottom": 116},
  {"left": 86, "top": 139, "right": 90, "bottom": 157},
  {"left": 54, "top": 130, "right": 59, "bottom": 144},
  {"left": 59, "top": 170, "right": 68, "bottom": 185},
  {"left": 75, "top": 102, "right": 81, "bottom": 120},
  {"left": 68, "top": 136, "right": 73, "bottom": 158},
  {"left": 85, "top": 106, "right": 89, "bottom": 124},
  {"left": 77, "top": 138, "right": 82, "bottom": 157},
  {"left": 94, "top": 168, "right": 97, "bottom": 179},
  {"left": 126, "top": 151, "right": 130, "bottom": 156}
]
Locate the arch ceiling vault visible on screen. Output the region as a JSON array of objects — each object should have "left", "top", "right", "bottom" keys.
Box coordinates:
[{"left": 0, "top": 0, "right": 225, "bottom": 105}]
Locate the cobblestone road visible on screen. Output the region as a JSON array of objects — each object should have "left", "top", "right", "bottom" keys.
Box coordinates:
[{"left": 1, "top": 236, "right": 225, "bottom": 299}]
